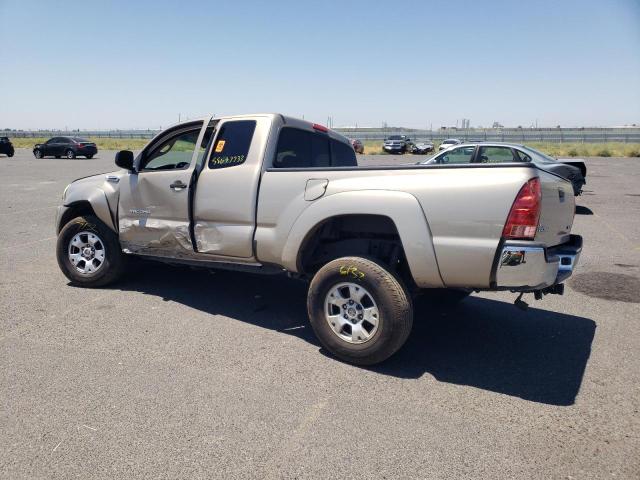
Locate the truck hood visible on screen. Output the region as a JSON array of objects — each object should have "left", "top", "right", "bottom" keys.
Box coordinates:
[{"left": 71, "top": 171, "right": 118, "bottom": 185}]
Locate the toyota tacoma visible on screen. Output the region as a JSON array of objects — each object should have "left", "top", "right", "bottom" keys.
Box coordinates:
[{"left": 55, "top": 113, "right": 582, "bottom": 365}]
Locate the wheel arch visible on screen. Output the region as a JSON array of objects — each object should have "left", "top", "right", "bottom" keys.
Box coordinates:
[
  {"left": 282, "top": 190, "right": 444, "bottom": 288},
  {"left": 58, "top": 189, "right": 117, "bottom": 234}
]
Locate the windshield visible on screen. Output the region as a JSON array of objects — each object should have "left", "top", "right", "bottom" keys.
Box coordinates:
[
  {"left": 520, "top": 145, "right": 556, "bottom": 163},
  {"left": 442, "top": 139, "right": 456, "bottom": 144},
  {"left": 387, "top": 135, "right": 403, "bottom": 140},
  {"left": 72, "top": 137, "right": 91, "bottom": 142}
]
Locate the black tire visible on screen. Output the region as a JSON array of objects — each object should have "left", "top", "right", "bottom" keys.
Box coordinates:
[
  {"left": 56, "top": 215, "right": 127, "bottom": 287},
  {"left": 7, "top": 151, "right": 14, "bottom": 157},
  {"left": 65, "top": 149, "right": 76, "bottom": 159},
  {"left": 86, "top": 154, "right": 94, "bottom": 159},
  {"left": 34, "top": 149, "right": 43, "bottom": 159},
  {"left": 55, "top": 156, "right": 61, "bottom": 159},
  {"left": 307, "top": 256, "right": 413, "bottom": 365}
]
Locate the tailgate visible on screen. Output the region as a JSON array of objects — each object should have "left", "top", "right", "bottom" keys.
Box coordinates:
[{"left": 535, "top": 169, "right": 575, "bottom": 247}]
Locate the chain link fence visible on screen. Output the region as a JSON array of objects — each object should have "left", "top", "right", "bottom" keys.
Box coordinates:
[
  {"left": 334, "top": 127, "right": 640, "bottom": 143},
  {"left": 1, "top": 127, "right": 639, "bottom": 143}
]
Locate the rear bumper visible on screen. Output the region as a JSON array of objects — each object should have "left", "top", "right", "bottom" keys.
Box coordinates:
[
  {"left": 77, "top": 147, "right": 98, "bottom": 155},
  {"left": 495, "top": 235, "right": 582, "bottom": 291}
]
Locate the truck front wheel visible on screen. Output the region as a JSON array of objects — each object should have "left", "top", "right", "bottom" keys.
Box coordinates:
[
  {"left": 307, "top": 257, "right": 413, "bottom": 365},
  {"left": 56, "top": 215, "right": 127, "bottom": 287}
]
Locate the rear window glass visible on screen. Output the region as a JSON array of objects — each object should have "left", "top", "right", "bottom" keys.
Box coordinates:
[
  {"left": 274, "top": 128, "right": 356, "bottom": 168},
  {"left": 208, "top": 120, "right": 256, "bottom": 169},
  {"left": 331, "top": 139, "right": 357, "bottom": 167},
  {"left": 275, "top": 128, "right": 330, "bottom": 168}
]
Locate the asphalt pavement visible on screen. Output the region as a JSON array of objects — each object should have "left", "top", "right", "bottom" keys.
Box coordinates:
[{"left": 1, "top": 149, "right": 639, "bottom": 479}]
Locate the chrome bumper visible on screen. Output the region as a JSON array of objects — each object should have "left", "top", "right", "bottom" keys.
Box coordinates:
[{"left": 496, "top": 235, "right": 582, "bottom": 290}]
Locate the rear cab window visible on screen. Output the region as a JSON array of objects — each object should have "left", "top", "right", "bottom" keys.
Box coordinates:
[
  {"left": 209, "top": 120, "right": 256, "bottom": 169},
  {"left": 273, "top": 127, "right": 356, "bottom": 168}
]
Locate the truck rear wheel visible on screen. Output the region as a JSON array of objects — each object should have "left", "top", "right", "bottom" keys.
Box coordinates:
[
  {"left": 56, "top": 215, "right": 126, "bottom": 287},
  {"left": 307, "top": 257, "right": 413, "bottom": 365}
]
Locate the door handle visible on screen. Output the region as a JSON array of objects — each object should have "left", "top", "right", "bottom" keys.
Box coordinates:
[{"left": 169, "top": 180, "right": 187, "bottom": 191}]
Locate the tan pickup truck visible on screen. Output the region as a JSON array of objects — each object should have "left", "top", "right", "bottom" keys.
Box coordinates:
[{"left": 55, "top": 114, "right": 582, "bottom": 365}]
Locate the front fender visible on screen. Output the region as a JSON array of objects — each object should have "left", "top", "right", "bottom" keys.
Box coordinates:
[
  {"left": 61, "top": 176, "right": 119, "bottom": 232},
  {"left": 281, "top": 190, "right": 444, "bottom": 288}
]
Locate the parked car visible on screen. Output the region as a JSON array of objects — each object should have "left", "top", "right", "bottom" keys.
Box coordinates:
[
  {"left": 410, "top": 141, "right": 434, "bottom": 154},
  {"left": 55, "top": 114, "right": 582, "bottom": 365},
  {"left": 0, "top": 137, "right": 14, "bottom": 157},
  {"left": 383, "top": 135, "right": 414, "bottom": 154},
  {"left": 438, "top": 138, "right": 462, "bottom": 151},
  {"left": 33, "top": 137, "right": 98, "bottom": 159},
  {"left": 351, "top": 138, "right": 364, "bottom": 154},
  {"left": 422, "top": 142, "right": 587, "bottom": 195}
]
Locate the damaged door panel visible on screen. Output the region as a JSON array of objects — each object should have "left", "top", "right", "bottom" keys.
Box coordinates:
[
  {"left": 193, "top": 117, "right": 269, "bottom": 258},
  {"left": 118, "top": 119, "right": 210, "bottom": 258}
]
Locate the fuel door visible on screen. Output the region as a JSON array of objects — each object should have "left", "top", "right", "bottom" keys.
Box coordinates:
[{"left": 304, "top": 178, "right": 329, "bottom": 201}]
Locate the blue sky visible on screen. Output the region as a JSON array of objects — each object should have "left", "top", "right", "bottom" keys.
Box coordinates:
[{"left": 1, "top": 0, "right": 639, "bottom": 129}]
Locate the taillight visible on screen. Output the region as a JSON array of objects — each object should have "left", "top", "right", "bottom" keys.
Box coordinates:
[
  {"left": 502, "top": 177, "right": 541, "bottom": 240},
  {"left": 312, "top": 123, "right": 328, "bottom": 132}
]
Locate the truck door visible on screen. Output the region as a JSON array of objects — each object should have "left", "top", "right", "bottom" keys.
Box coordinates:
[
  {"left": 118, "top": 119, "right": 211, "bottom": 257},
  {"left": 192, "top": 116, "right": 270, "bottom": 258}
]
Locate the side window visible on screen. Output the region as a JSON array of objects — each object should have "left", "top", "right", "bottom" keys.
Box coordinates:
[
  {"left": 141, "top": 128, "right": 200, "bottom": 171},
  {"left": 515, "top": 149, "right": 532, "bottom": 162},
  {"left": 47, "top": 138, "right": 58, "bottom": 144},
  {"left": 477, "top": 146, "right": 519, "bottom": 163},
  {"left": 274, "top": 128, "right": 330, "bottom": 168},
  {"left": 437, "top": 146, "right": 475, "bottom": 164},
  {"left": 331, "top": 139, "right": 357, "bottom": 167},
  {"left": 208, "top": 120, "right": 256, "bottom": 169}
]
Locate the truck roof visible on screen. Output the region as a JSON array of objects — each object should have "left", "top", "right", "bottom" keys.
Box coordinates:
[{"left": 169, "top": 113, "right": 351, "bottom": 144}]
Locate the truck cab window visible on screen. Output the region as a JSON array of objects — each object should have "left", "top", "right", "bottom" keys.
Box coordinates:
[
  {"left": 208, "top": 120, "right": 256, "bottom": 169},
  {"left": 274, "top": 128, "right": 330, "bottom": 168},
  {"left": 141, "top": 129, "right": 200, "bottom": 171},
  {"left": 331, "top": 139, "right": 357, "bottom": 167}
]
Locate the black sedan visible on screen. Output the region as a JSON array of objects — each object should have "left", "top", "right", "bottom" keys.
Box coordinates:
[
  {"left": 410, "top": 141, "right": 434, "bottom": 154},
  {"left": 420, "top": 142, "right": 586, "bottom": 195},
  {"left": 0, "top": 137, "right": 14, "bottom": 157},
  {"left": 33, "top": 137, "right": 98, "bottom": 159}
]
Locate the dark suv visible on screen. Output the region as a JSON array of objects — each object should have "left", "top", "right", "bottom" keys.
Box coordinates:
[
  {"left": 33, "top": 137, "right": 98, "bottom": 159},
  {"left": 0, "top": 137, "right": 14, "bottom": 157}
]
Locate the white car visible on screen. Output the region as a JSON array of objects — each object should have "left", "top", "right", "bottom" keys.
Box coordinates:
[{"left": 438, "top": 138, "right": 462, "bottom": 151}]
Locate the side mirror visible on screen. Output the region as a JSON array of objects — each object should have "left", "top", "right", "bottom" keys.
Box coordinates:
[{"left": 115, "top": 150, "right": 135, "bottom": 171}]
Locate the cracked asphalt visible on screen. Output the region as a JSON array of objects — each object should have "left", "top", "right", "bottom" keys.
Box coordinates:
[{"left": 1, "top": 149, "right": 639, "bottom": 479}]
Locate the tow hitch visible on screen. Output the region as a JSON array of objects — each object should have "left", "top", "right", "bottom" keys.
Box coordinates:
[
  {"left": 534, "top": 283, "right": 565, "bottom": 299},
  {"left": 513, "top": 283, "right": 565, "bottom": 311}
]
